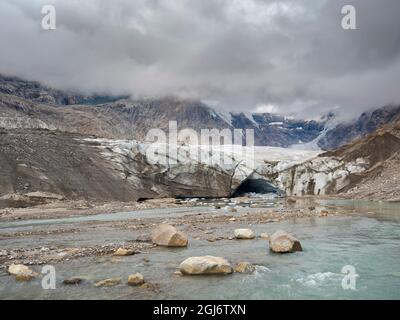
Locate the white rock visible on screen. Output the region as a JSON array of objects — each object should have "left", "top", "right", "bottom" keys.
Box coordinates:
[
  {"left": 234, "top": 228, "right": 255, "bottom": 239},
  {"left": 180, "top": 256, "right": 233, "bottom": 275},
  {"left": 8, "top": 264, "right": 38, "bottom": 281}
]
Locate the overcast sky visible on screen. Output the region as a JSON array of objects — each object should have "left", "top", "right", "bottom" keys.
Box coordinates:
[{"left": 1, "top": 0, "right": 400, "bottom": 119}]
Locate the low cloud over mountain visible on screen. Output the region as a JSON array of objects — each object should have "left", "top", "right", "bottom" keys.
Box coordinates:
[{"left": 1, "top": 0, "right": 400, "bottom": 119}]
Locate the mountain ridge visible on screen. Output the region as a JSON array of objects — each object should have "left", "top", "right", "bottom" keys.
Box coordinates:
[
  {"left": 1, "top": 74, "right": 400, "bottom": 150},
  {"left": 0, "top": 74, "right": 325, "bottom": 147}
]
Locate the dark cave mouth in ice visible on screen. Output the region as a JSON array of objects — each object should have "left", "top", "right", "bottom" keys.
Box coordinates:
[{"left": 233, "top": 179, "right": 284, "bottom": 197}]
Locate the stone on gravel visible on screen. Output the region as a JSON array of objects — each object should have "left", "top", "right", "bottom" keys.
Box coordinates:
[
  {"left": 113, "top": 248, "right": 136, "bottom": 256},
  {"left": 319, "top": 211, "right": 329, "bottom": 217},
  {"left": 287, "top": 198, "right": 297, "bottom": 204}
]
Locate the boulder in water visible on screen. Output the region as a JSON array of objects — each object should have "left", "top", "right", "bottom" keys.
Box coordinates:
[
  {"left": 8, "top": 264, "right": 38, "bottom": 281},
  {"left": 152, "top": 224, "right": 188, "bottom": 247},
  {"left": 127, "top": 273, "right": 145, "bottom": 286},
  {"left": 269, "top": 230, "right": 302, "bottom": 253},
  {"left": 234, "top": 228, "right": 255, "bottom": 239},
  {"left": 94, "top": 277, "right": 122, "bottom": 287},
  {"left": 234, "top": 262, "right": 256, "bottom": 274},
  {"left": 180, "top": 256, "right": 233, "bottom": 275}
]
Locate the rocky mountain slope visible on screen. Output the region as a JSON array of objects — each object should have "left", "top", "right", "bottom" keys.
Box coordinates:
[
  {"left": 0, "top": 74, "right": 125, "bottom": 106},
  {"left": 1, "top": 74, "right": 400, "bottom": 204},
  {"left": 3, "top": 74, "right": 400, "bottom": 150},
  {"left": 0, "top": 129, "right": 151, "bottom": 203},
  {"left": 0, "top": 74, "right": 324, "bottom": 147},
  {"left": 345, "top": 151, "right": 400, "bottom": 200},
  {"left": 317, "top": 105, "right": 400, "bottom": 150},
  {"left": 0, "top": 126, "right": 321, "bottom": 208},
  {"left": 272, "top": 119, "right": 400, "bottom": 200},
  {"left": 324, "top": 119, "right": 400, "bottom": 200},
  {"left": 1, "top": 117, "right": 399, "bottom": 205},
  {"left": 0, "top": 129, "right": 239, "bottom": 206}
]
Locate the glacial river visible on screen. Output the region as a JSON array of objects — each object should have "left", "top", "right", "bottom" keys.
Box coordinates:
[{"left": 0, "top": 199, "right": 399, "bottom": 300}]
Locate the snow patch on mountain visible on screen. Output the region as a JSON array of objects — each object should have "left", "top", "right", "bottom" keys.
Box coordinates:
[
  {"left": 215, "top": 110, "right": 234, "bottom": 127},
  {"left": 244, "top": 112, "right": 260, "bottom": 129},
  {"left": 289, "top": 113, "right": 340, "bottom": 151}
]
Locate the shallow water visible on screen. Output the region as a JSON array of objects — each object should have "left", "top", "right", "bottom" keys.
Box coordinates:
[
  {"left": 0, "top": 197, "right": 278, "bottom": 230},
  {"left": 318, "top": 198, "right": 400, "bottom": 222},
  {"left": 1, "top": 199, "right": 399, "bottom": 300}
]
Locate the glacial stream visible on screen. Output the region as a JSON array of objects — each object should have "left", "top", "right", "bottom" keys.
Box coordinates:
[{"left": 0, "top": 199, "right": 399, "bottom": 300}]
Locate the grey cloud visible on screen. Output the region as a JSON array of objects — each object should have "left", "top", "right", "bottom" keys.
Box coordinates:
[{"left": 1, "top": 0, "right": 400, "bottom": 120}]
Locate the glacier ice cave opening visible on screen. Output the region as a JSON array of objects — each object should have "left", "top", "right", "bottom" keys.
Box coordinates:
[{"left": 233, "top": 179, "right": 284, "bottom": 197}]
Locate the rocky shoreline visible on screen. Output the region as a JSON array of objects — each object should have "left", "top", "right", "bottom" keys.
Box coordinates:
[
  {"left": 1, "top": 195, "right": 399, "bottom": 300},
  {"left": 0, "top": 198, "right": 184, "bottom": 222},
  {"left": 0, "top": 196, "right": 338, "bottom": 271}
]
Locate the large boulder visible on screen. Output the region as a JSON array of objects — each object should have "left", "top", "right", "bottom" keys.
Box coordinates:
[
  {"left": 180, "top": 256, "right": 233, "bottom": 275},
  {"left": 8, "top": 264, "right": 38, "bottom": 281},
  {"left": 152, "top": 224, "right": 188, "bottom": 247},
  {"left": 269, "top": 230, "right": 302, "bottom": 253},
  {"left": 234, "top": 228, "right": 255, "bottom": 239}
]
